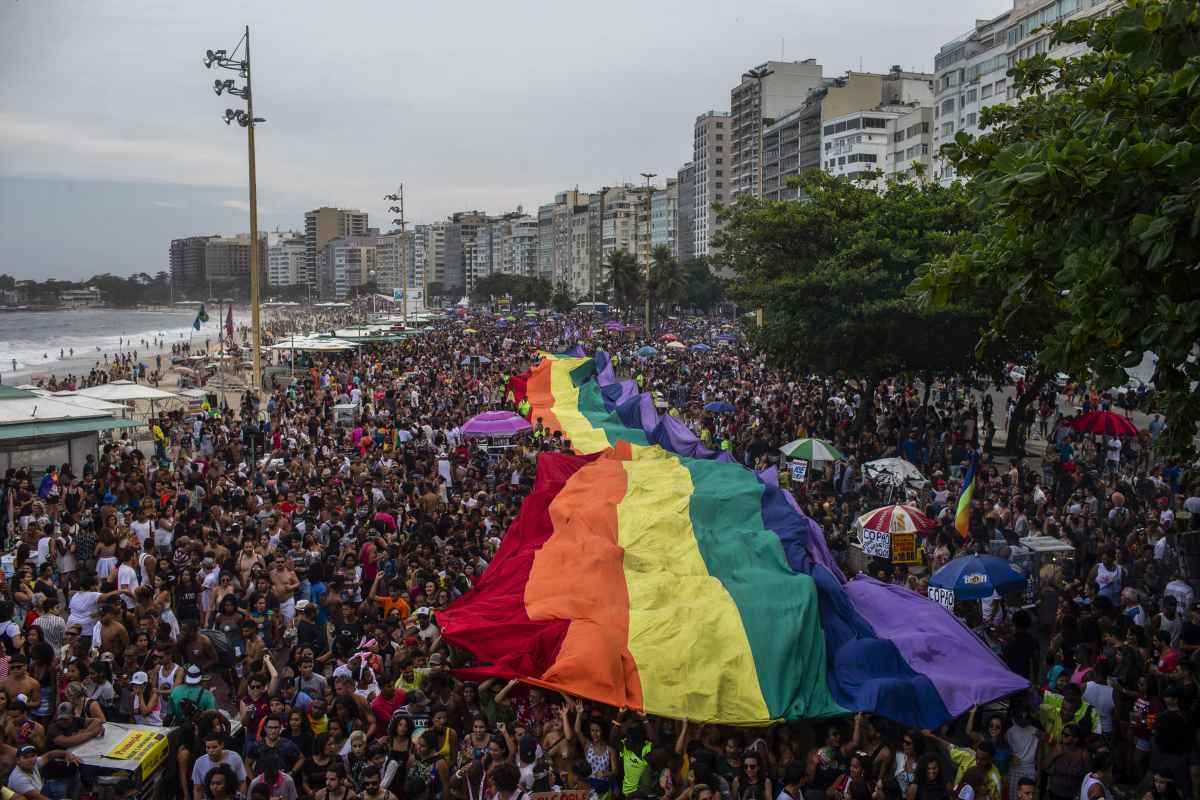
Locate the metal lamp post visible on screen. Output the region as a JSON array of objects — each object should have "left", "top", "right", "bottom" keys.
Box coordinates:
[
  {"left": 205, "top": 28, "right": 265, "bottom": 404},
  {"left": 384, "top": 185, "right": 407, "bottom": 324}
]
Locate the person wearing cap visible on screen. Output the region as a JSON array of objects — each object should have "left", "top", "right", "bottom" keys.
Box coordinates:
[
  {"left": 7, "top": 744, "right": 82, "bottom": 800},
  {"left": 128, "top": 670, "right": 163, "bottom": 725},
  {"left": 168, "top": 664, "right": 217, "bottom": 721},
  {"left": 46, "top": 701, "right": 103, "bottom": 750}
]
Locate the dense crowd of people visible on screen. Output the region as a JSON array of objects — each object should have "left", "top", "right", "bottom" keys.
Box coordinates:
[{"left": 0, "top": 307, "right": 1197, "bottom": 800}]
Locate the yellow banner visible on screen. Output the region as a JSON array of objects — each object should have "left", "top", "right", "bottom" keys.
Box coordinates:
[{"left": 105, "top": 730, "right": 169, "bottom": 779}]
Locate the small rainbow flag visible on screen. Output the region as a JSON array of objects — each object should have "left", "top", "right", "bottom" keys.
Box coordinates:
[{"left": 954, "top": 454, "right": 978, "bottom": 539}]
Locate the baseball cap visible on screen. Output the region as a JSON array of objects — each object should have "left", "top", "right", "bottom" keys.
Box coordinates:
[
  {"left": 130, "top": 671, "right": 149, "bottom": 686},
  {"left": 416, "top": 606, "right": 431, "bottom": 616},
  {"left": 17, "top": 746, "right": 36, "bottom": 757},
  {"left": 185, "top": 664, "right": 203, "bottom": 685},
  {"left": 55, "top": 702, "right": 74, "bottom": 720},
  {"left": 295, "top": 599, "right": 311, "bottom": 612}
]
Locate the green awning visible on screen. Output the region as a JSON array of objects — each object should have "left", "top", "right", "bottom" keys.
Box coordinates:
[{"left": 0, "top": 417, "right": 143, "bottom": 441}]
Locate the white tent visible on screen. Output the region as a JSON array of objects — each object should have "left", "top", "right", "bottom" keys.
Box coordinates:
[
  {"left": 76, "top": 380, "right": 179, "bottom": 402},
  {"left": 38, "top": 391, "right": 128, "bottom": 414}
]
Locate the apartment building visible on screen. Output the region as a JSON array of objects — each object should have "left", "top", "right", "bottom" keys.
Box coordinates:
[
  {"left": 267, "top": 235, "right": 305, "bottom": 287},
  {"left": 651, "top": 179, "right": 678, "bottom": 256},
  {"left": 169, "top": 236, "right": 217, "bottom": 293},
  {"left": 204, "top": 233, "right": 267, "bottom": 284},
  {"left": 321, "top": 234, "right": 378, "bottom": 300},
  {"left": 676, "top": 162, "right": 696, "bottom": 262},
  {"left": 693, "top": 111, "right": 732, "bottom": 258},
  {"left": 820, "top": 70, "right": 935, "bottom": 187},
  {"left": 730, "top": 60, "right": 826, "bottom": 199},
  {"left": 304, "top": 207, "right": 368, "bottom": 298},
  {"left": 932, "top": 12, "right": 1012, "bottom": 183}
]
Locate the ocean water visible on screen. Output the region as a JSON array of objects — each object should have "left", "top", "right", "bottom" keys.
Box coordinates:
[{"left": 0, "top": 308, "right": 248, "bottom": 381}]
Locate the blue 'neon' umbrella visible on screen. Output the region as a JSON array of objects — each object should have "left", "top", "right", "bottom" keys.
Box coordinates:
[
  {"left": 704, "top": 400, "right": 736, "bottom": 413},
  {"left": 690, "top": 343, "right": 712, "bottom": 352},
  {"left": 929, "top": 555, "right": 1026, "bottom": 601},
  {"left": 637, "top": 346, "right": 658, "bottom": 357}
]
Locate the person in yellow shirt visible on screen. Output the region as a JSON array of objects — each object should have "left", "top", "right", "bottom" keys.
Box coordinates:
[{"left": 922, "top": 731, "right": 1001, "bottom": 800}]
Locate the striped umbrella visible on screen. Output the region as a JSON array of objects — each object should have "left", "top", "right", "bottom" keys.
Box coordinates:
[
  {"left": 779, "top": 438, "right": 845, "bottom": 462},
  {"left": 857, "top": 504, "right": 937, "bottom": 535},
  {"left": 1069, "top": 410, "right": 1139, "bottom": 437}
]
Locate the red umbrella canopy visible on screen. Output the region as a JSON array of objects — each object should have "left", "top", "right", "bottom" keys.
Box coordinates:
[
  {"left": 1068, "top": 410, "right": 1139, "bottom": 437},
  {"left": 661, "top": 333, "right": 679, "bottom": 342},
  {"left": 856, "top": 504, "right": 938, "bottom": 535}
]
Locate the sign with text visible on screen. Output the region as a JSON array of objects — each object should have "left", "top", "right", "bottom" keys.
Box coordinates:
[
  {"left": 890, "top": 532, "right": 918, "bottom": 564},
  {"left": 532, "top": 791, "right": 589, "bottom": 800},
  {"left": 928, "top": 585, "right": 956, "bottom": 611},
  {"left": 790, "top": 460, "right": 808, "bottom": 482},
  {"left": 861, "top": 528, "right": 891, "bottom": 558}
]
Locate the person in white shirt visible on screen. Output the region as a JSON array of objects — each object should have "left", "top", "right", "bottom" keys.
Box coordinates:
[
  {"left": 1081, "top": 662, "right": 1116, "bottom": 736},
  {"left": 1079, "top": 750, "right": 1113, "bottom": 800},
  {"left": 116, "top": 548, "right": 140, "bottom": 610},
  {"left": 130, "top": 509, "right": 153, "bottom": 546}
]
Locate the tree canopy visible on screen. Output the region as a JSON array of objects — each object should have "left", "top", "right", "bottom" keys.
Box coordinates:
[
  {"left": 469, "top": 273, "right": 552, "bottom": 307},
  {"left": 917, "top": 0, "right": 1200, "bottom": 456},
  {"left": 712, "top": 171, "right": 986, "bottom": 412}
]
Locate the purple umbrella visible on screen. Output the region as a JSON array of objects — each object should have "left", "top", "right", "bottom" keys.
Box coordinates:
[{"left": 461, "top": 410, "right": 531, "bottom": 438}]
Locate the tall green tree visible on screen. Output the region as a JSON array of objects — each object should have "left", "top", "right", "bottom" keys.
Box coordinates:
[
  {"left": 918, "top": 0, "right": 1200, "bottom": 456},
  {"left": 681, "top": 257, "right": 725, "bottom": 312},
  {"left": 606, "top": 249, "right": 641, "bottom": 311},
  {"left": 713, "top": 170, "right": 985, "bottom": 430},
  {"left": 648, "top": 246, "right": 686, "bottom": 317}
]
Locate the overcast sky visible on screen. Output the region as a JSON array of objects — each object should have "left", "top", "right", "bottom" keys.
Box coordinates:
[{"left": 0, "top": 0, "right": 1004, "bottom": 280}]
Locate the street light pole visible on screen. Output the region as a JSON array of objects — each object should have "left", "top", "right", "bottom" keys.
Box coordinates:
[
  {"left": 385, "top": 185, "right": 408, "bottom": 325},
  {"left": 744, "top": 66, "right": 773, "bottom": 199},
  {"left": 640, "top": 172, "right": 656, "bottom": 333},
  {"left": 206, "top": 28, "right": 266, "bottom": 405}
]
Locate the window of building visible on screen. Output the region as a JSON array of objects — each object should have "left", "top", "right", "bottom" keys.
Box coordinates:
[
  {"left": 965, "top": 88, "right": 978, "bottom": 103},
  {"left": 981, "top": 83, "right": 993, "bottom": 98},
  {"left": 715, "top": 134, "right": 723, "bottom": 140},
  {"left": 942, "top": 121, "right": 954, "bottom": 136},
  {"left": 715, "top": 145, "right": 723, "bottom": 152},
  {"left": 837, "top": 156, "right": 846, "bottom": 166},
  {"left": 715, "top": 170, "right": 722, "bottom": 176},
  {"left": 994, "top": 79, "right": 1006, "bottom": 94},
  {"left": 966, "top": 112, "right": 977, "bottom": 127},
  {"left": 716, "top": 121, "right": 723, "bottom": 127},
  {"left": 715, "top": 181, "right": 722, "bottom": 188},
  {"left": 846, "top": 117, "right": 862, "bottom": 130},
  {"left": 893, "top": 130, "right": 905, "bottom": 143},
  {"left": 864, "top": 117, "right": 887, "bottom": 129},
  {"left": 823, "top": 124, "right": 835, "bottom": 136},
  {"left": 715, "top": 157, "right": 723, "bottom": 164},
  {"left": 941, "top": 98, "right": 955, "bottom": 114}
]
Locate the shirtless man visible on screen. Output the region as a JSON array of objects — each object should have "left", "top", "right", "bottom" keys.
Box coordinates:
[
  {"left": 269, "top": 557, "right": 300, "bottom": 625},
  {"left": 0, "top": 659, "right": 41, "bottom": 708},
  {"left": 93, "top": 604, "right": 129, "bottom": 662}
]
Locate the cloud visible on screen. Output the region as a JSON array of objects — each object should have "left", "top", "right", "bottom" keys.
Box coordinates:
[
  {"left": 219, "top": 199, "right": 250, "bottom": 212},
  {"left": 152, "top": 200, "right": 185, "bottom": 208}
]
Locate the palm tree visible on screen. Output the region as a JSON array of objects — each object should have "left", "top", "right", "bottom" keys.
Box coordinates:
[
  {"left": 649, "top": 246, "right": 685, "bottom": 316},
  {"left": 606, "top": 249, "right": 641, "bottom": 312}
]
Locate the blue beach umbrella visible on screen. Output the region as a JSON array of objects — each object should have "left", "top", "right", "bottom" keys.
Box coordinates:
[
  {"left": 929, "top": 555, "right": 1026, "bottom": 602},
  {"left": 637, "top": 346, "right": 658, "bottom": 357},
  {"left": 690, "top": 343, "right": 712, "bottom": 352},
  {"left": 704, "top": 400, "right": 736, "bottom": 414}
]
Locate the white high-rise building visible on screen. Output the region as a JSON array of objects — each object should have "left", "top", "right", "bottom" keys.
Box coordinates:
[
  {"left": 693, "top": 111, "right": 732, "bottom": 259},
  {"left": 730, "top": 59, "right": 825, "bottom": 199},
  {"left": 932, "top": 12, "right": 1012, "bottom": 184},
  {"left": 267, "top": 235, "right": 305, "bottom": 287}
]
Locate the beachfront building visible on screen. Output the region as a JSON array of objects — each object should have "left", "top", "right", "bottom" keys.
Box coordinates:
[
  {"left": 268, "top": 235, "right": 306, "bottom": 287},
  {"left": 169, "top": 235, "right": 218, "bottom": 296},
  {"left": 320, "top": 234, "right": 379, "bottom": 300},
  {"left": 693, "top": 111, "right": 732, "bottom": 259},
  {"left": 729, "top": 60, "right": 826, "bottom": 200},
  {"left": 304, "top": 207, "right": 369, "bottom": 299}
]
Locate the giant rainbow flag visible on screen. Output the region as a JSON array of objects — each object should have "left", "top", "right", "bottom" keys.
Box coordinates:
[{"left": 439, "top": 350, "right": 1027, "bottom": 727}]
